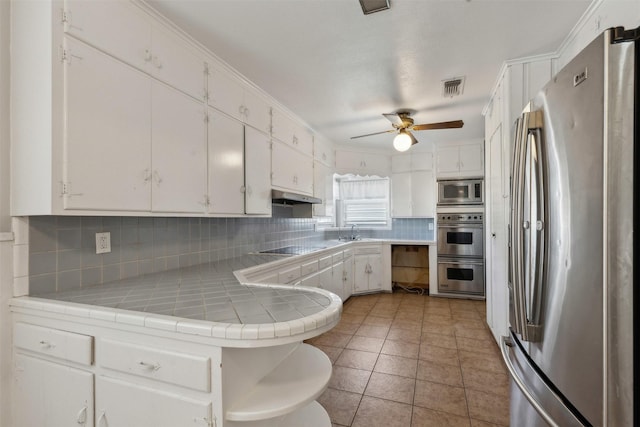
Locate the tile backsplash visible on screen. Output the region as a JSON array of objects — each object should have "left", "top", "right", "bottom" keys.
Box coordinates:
[{"left": 27, "top": 216, "right": 434, "bottom": 295}]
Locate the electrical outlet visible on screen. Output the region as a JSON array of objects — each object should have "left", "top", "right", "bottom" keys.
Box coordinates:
[{"left": 96, "top": 232, "right": 111, "bottom": 254}]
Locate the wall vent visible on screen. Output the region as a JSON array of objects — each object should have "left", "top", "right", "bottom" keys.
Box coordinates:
[{"left": 442, "top": 77, "right": 465, "bottom": 98}]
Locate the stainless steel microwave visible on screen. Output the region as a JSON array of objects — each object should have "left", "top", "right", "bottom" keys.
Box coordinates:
[{"left": 437, "top": 179, "right": 483, "bottom": 205}]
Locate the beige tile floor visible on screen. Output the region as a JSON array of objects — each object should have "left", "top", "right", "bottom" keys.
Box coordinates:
[{"left": 307, "top": 291, "right": 510, "bottom": 427}]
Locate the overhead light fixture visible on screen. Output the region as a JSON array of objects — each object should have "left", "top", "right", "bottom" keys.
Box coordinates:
[
  {"left": 359, "top": 0, "right": 390, "bottom": 15},
  {"left": 393, "top": 130, "right": 413, "bottom": 152}
]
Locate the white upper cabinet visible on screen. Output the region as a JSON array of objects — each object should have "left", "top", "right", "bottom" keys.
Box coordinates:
[
  {"left": 391, "top": 172, "right": 412, "bottom": 217},
  {"left": 436, "top": 143, "right": 484, "bottom": 178},
  {"left": 314, "top": 135, "right": 335, "bottom": 167},
  {"left": 391, "top": 151, "right": 433, "bottom": 173},
  {"left": 64, "top": 0, "right": 206, "bottom": 101},
  {"left": 272, "top": 141, "right": 313, "bottom": 195},
  {"left": 63, "top": 0, "right": 152, "bottom": 72},
  {"left": 313, "top": 161, "right": 334, "bottom": 217},
  {"left": 272, "top": 108, "right": 313, "bottom": 156},
  {"left": 245, "top": 127, "right": 272, "bottom": 215},
  {"left": 150, "top": 23, "right": 206, "bottom": 101},
  {"left": 208, "top": 65, "right": 271, "bottom": 134},
  {"left": 63, "top": 36, "right": 152, "bottom": 212},
  {"left": 391, "top": 169, "right": 435, "bottom": 218},
  {"left": 391, "top": 155, "right": 412, "bottom": 173},
  {"left": 208, "top": 109, "right": 246, "bottom": 215},
  {"left": 335, "top": 150, "right": 390, "bottom": 176},
  {"left": 151, "top": 82, "right": 208, "bottom": 213}
]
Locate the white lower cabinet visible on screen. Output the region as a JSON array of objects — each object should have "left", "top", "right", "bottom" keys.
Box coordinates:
[
  {"left": 353, "top": 245, "right": 384, "bottom": 294},
  {"left": 95, "top": 376, "right": 212, "bottom": 427},
  {"left": 13, "top": 353, "right": 94, "bottom": 427}
]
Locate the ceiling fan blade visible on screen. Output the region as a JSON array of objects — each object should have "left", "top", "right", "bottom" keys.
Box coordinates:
[
  {"left": 382, "top": 113, "right": 404, "bottom": 127},
  {"left": 350, "top": 129, "right": 396, "bottom": 139},
  {"left": 408, "top": 131, "right": 419, "bottom": 146},
  {"left": 412, "top": 120, "right": 464, "bottom": 131}
]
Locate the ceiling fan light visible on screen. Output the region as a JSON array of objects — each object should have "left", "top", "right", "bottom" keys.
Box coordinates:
[{"left": 393, "top": 131, "right": 412, "bottom": 152}]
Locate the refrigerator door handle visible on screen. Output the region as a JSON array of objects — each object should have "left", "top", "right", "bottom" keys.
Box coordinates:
[{"left": 501, "top": 335, "right": 560, "bottom": 427}]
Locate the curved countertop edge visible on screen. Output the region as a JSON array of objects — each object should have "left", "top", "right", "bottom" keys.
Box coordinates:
[
  {"left": 10, "top": 283, "right": 342, "bottom": 348},
  {"left": 9, "top": 239, "right": 434, "bottom": 347}
]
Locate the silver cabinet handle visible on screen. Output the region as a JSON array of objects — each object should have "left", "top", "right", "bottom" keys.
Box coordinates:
[
  {"left": 76, "top": 406, "right": 87, "bottom": 425},
  {"left": 97, "top": 411, "right": 108, "bottom": 427},
  {"left": 138, "top": 360, "right": 161, "bottom": 371},
  {"left": 500, "top": 336, "right": 559, "bottom": 427}
]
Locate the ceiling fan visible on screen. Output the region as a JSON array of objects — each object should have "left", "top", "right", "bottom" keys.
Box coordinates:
[{"left": 350, "top": 111, "right": 464, "bottom": 152}]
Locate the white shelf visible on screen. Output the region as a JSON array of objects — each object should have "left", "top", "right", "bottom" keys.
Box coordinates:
[{"left": 226, "top": 344, "right": 331, "bottom": 422}]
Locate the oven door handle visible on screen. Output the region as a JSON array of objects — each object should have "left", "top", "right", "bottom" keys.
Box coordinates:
[{"left": 437, "top": 224, "right": 483, "bottom": 229}]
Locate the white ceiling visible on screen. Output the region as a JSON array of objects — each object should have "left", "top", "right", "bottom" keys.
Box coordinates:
[{"left": 147, "top": 0, "right": 591, "bottom": 151}]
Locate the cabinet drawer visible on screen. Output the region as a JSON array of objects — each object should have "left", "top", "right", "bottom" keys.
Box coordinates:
[
  {"left": 301, "top": 260, "right": 319, "bottom": 277},
  {"left": 99, "top": 339, "right": 210, "bottom": 392},
  {"left": 318, "top": 255, "right": 333, "bottom": 270},
  {"left": 354, "top": 245, "right": 382, "bottom": 255},
  {"left": 343, "top": 249, "right": 353, "bottom": 259},
  {"left": 14, "top": 322, "right": 93, "bottom": 366},
  {"left": 278, "top": 265, "right": 302, "bottom": 284}
]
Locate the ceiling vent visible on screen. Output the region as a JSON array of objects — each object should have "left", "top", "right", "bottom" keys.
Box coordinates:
[
  {"left": 359, "top": 0, "right": 390, "bottom": 15},
  {"left": 442, "top": 77, "right": 465, "bottom": 98}
]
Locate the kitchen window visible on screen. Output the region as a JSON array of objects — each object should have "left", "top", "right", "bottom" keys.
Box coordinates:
[{"left": 335, "top": 175, "right": 391, "bottom": 228}]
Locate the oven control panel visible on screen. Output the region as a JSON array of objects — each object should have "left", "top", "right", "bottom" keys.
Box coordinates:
[{"left": 438, "top": 213, "right": 483, "bottom": 224}]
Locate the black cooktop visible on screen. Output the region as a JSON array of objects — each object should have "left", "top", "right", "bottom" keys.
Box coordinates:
[{"left": 258, "top": 245, "right": 326, "bottom": 256}]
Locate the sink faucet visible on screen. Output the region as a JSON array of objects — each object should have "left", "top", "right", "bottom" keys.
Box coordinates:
[{"left": 350, "top": 224, "right": 360, "bottom": 241}]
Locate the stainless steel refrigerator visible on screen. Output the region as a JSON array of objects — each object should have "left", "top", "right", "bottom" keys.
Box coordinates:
[{"left": 501, "top": 26, "right": 638, "bottom": 426}]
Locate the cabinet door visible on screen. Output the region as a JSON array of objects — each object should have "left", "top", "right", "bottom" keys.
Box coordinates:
[
  {"left": 313, "top": 162, "right": 334, "bottom": 217},
  {"left": 391, "top": 172, "right": 412, "bottom": 217},
  {"left": 436, "top": 146, "right": 460, "bottom": 176},
  {"left": 245, "top": 127, "right": 272, "bottom": 215},
  {"left": 272, "top": 141, "right": 313, "bottom": 195},
  {"left": 208, "top": 64, "right": 244, "bottom": 120},
  {"left": 300, "top": 271, "right": 319, "bottom": 287},
  {"left": 208, "top": 109, "right": 245, "bottom": 214},
  {"left": 343, "top": 256, "right": 354, "bottom": 299},
  {"left": 331, "top": 261, "right": 344, "bottom": 300},
  {"left": 367, "top": 254, "right": 383, "bottom": 291},
  {"left": 317, "top": 266, "right": 333, "bottom": 291},
  {"left": 14, "top": 354, "right": 94, "bottom": 427},
  {"left": 242, "top": 88, "right": 272, "bottom": 134},
  {"left": 314, "top": 136, "right": 334, "bottom": 167},
  {"left": 152, "top": 82, "right": 207, "bottom": 213},
  {"left": 151, "top": 24, "right": 205, "bottom": 100},
  {"left": 63, "top": 37, "right": 151, "bottom": 211},
  {"left": 458, "top": 144, "right": 484, "bottom": 176},
  {"left": 63, "top": 0, "right": 151, "bottom": 72},
  {"left": 411, "top": 151, "right": 434, "bottom": 171},
  {"left": 96, "top": 376, "right": 212, "bottom": 427},
  {"left": 353, "top": 255, "right": 369, "bottom": 293},
  {"left": 411, "top": 170, "right": 435, "bottom": 217}
]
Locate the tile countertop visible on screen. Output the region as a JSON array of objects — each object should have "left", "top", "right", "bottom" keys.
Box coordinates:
[{"left": 10, "top": 239, "right": 434, "bottom": 345}]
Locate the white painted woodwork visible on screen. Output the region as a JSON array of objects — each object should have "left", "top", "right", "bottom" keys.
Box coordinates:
[
  {"left": 208, "top": 65, "right": 271, "bottom": 134},
  {"left": 225, "top": 344, "right": 331, "bottom": 421},
  {"left": 63, "top": 0, "right": 152, "bottom": 72},
  {"left": 272, "top": 107, "right": 313, "bottom": 156},
  {"left": 208, "top": 108, "right": 245, "bottom": 214},
  {"left": 271, "top": 140, "right": 314, "bottom": 195},
  {"left": 14, "top": 322, "right": 93, "bottom": 366},
  {"left": 95, "top": 375, "right": 212, "bottom": 427},
  {"left": 391, "top": 154, "right": 412, "bottom": 173},
  {"left": 151, "top": 82, "right": 207, "bottom": 213},
  {"left": 331, "top": 260, "right": 345, "bottom": 300},
  {"left": 335, "top": 150, "right": 391, "bottom": 176},
  {"left": 391, "top": 172, "right": 412, "bottom": 217},
  {"left": 313, "top": 136, "right": 335, "bottom": 167},
  {"left": 301, "top": 260, "right": 319, "bottom": 277},
  {"left": 411, "top": 151, "right": 434, "bottom": 170},
  {"left": 63, "top": 36, "right": 152, "bottom": 211},
  {"left": 391, "top": 169, "right": 435, "bottom": 218},
  {"left": 13, "top": 354, "right": 94, "bottom": 427},
  {"left": 435, "top": 142, "right": 484, "bottom": 178},
  {"left": 353, "top": 245, "right": 383, "bottom": 294},
  {"left": 318, "top": 255, "right": 333, "bottom": 270},
  {"left": 316, "top": 266, "right": 333, "bottom": 292},
  {"left": 299, "top": 271, "right": 320, "bottom": 287},
  {"left": 342, "top": 254, "right": 354, "bottom": 300},
  {"left": 150, "top": 22, "right": 205, "bottom": 100},
  {"left": 313, "top": 161, "right": 334, "bottom": 217},
  {"left": 244, "top": 127, "right": 272, "bottom": 215},
  {"left": 98, "top": 338, "right": 211, "bottom": 392}
]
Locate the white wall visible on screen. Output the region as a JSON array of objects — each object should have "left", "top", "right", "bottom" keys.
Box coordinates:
[
  {"left": 557, "top": 0, "right": 640, "bottom": 69},
  {"left": 0, "top": 0, "right": 11, "bottom": 425}
]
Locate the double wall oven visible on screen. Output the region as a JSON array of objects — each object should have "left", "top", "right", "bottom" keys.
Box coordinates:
[{"left": 436, "top": 179, "right": 485, "bottom": 297}]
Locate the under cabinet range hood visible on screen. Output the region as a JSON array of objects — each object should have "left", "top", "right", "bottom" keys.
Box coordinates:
[{"left": 271, "top": 190, "right": 321, "bottom": 205}]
